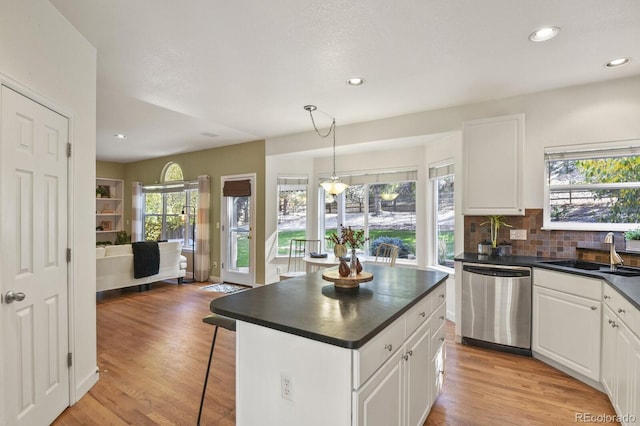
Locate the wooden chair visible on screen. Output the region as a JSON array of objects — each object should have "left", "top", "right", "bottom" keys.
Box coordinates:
[
  {"left": 374, "top": 243, "right": 399, "bottom": 267},
  {"left": 280, "top": 239, "right": 321, "bottom": 280},
  {"left": 198, "top": 313, "right": 237, "bottom": 426}
]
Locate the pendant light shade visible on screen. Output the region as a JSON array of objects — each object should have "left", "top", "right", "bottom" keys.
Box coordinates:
[{"left": 304, "top": 105, "right": 348, "bottom": 196}]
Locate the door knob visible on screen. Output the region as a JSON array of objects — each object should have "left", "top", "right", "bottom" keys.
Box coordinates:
[{"left": 4, "top": 291, "right": 26, "bottom": 304}]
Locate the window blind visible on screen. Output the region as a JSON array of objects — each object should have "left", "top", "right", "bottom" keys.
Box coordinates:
[
  {"left": 429, "top": 163, "right": 454, "bottom": 179},
  {"left": 223, "top": 179, "right": 251, "bottom": 197}
]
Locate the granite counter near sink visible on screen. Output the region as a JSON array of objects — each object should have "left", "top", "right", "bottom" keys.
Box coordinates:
[{"left": 455, "top": 253, "right": 640, "bottom": 310}]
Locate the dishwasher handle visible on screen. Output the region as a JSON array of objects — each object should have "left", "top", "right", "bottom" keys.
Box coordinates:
[{"left": 463, "top": 264, "right": 531, "bottom": 278}]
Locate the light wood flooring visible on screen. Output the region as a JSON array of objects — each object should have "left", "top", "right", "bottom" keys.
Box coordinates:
[{"left": 53, "top": 281, "right": 617, "bottom": 425}]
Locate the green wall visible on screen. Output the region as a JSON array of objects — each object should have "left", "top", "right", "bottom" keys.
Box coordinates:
[{"left": 98, "top": 140, "right": 266, "bottom": 284}]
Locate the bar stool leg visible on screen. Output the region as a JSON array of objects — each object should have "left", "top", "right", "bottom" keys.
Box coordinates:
[{"left": 197, "top": 326, "right": 219, "bottom": 426}]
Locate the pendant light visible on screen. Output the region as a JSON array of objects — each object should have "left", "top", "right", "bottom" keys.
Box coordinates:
[{"left": 304, "top": 105, "right": 348, "bottom": 195}]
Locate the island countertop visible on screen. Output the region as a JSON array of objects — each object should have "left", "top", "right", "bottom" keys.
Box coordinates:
[{"left": 210, "top": 264, "right": 448, "bottom": 349}]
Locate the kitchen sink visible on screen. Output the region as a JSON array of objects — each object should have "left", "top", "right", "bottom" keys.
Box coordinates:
[{"left": 540, "top": 260, "right": 640, "bottom": 277}]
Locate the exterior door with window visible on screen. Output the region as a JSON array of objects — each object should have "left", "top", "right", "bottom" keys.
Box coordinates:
[
  {"left": 1, "top": 86, "right": 70, "bottom": 425},
  {"left": 221, "top": 175, "right": 255, "bottom": 286}
]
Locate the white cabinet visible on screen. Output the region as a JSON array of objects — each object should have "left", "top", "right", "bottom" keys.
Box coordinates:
[
  {"left": 96, "top": 177, "right": 124, "bottom": 243},
  {"left": 532, "top": 269, "right": 602, "bottom": 381},
  {"left": 602, "top": 285, "right": 640, "bottom": 426},
  {"left": 353, "top": 284, "right": 447, "bottom": 426},
  {"left": 462, "top": 114, "right": 525, "bottom": 215}
]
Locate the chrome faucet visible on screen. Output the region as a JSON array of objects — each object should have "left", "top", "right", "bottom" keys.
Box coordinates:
[{"left": 604, "top": 232, "right": 624, "bottom": 271}]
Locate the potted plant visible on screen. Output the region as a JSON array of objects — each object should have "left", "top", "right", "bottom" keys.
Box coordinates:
[
  {"left": 480, "top": 215, "right": 512, "bottom": 255},
  {"left": 329, "top": 224, "right": 368, "bottom": 277},
  {"left": 96, "top": 186, "right": 108, "bottom": 198},
  {"left": 624, "top": 228, "right": 640, "bottom": 252}
]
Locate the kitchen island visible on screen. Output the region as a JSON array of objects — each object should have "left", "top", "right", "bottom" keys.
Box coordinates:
[{"left": 211, "top": 264, "right": 448, "bottom": 426}]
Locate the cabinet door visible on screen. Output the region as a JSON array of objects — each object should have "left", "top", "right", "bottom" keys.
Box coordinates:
[
  {"left": 615, "top": 322, "right": 633, "bottom": 420},
  {"left": 354, "top": 351, "right": 404, "bottom": 426},
  {"left": 630, "top": 334, "right": 640, "bottom": 426},
  {"left": 462, "top": 114, "right": 524, "bottom": 215},
  {"left": 532, "top": 286, "right": 601, "bottom": 380},
  {"left": 405, "top": 321, "right": 432, "bottom": 426},
  {"left": 601, "top": 305, "right": 617, "bottom": 399}
]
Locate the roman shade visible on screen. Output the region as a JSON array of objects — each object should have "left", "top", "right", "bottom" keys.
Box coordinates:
[{"left": 223, "top": 179, "right": 251, "bottom": 197}]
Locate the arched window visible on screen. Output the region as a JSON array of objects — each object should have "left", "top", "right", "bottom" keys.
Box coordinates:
[
  {"left": 162, "top": 162, "right": 184, "bottom": 182},
  {"left": 142, "top": 162, "right": 197, "bottom": 252}
]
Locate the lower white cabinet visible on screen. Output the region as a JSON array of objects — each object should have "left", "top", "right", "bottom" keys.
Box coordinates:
[
  {"left": 602, "top": 286, "right": 640, "bottom": 426},
  {"left": 354, "top": 289, "right": 446, "bottom": 426},
  {"left": 532, "top": 269, "right": 602, "bottom": 381}
]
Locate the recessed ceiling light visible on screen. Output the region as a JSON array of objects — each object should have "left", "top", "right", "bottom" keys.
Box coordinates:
[
  {"left": 528, "top": 27, "right": 560, "bottom": 42},
  {"left": 346, "top": 77, "right": 365, "bottom": 86},
  {"left": 113, "top": 133, "right": 127, "bottom": 140},
  {"left": 605, "top": 57, "right": 631, "bottom": 68}
]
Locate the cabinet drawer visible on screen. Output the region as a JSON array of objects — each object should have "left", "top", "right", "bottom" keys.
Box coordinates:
[
  {"left": 430, "top": 283, "right": 447, "bottom": 313},
  {"left": 353, "top": 315, "right": 406, "bottom": 388},
  {"left": 406, "top": 294, "right": 431, "bottom": 337},
  {"left": 430, "top": 304, "right": 447, "bottom": 358},
  {"left": 604, "top": 284, "right": 639, "bottom": 336},
  {"left": 533, "top": 268, "right": 602, "bottom": 300}
]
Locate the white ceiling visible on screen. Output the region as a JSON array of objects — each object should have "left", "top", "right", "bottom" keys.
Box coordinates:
[{"left": 50, "top": 0, "right": 640, "bottom": 163}]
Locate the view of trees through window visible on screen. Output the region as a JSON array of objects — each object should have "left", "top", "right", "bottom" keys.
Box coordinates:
[
  {"left": 277, "top": 181, "right": 308, "bottom": 256},
  {"left": 547, "top": 154, "right": 640, "bottom": 225},
  {"left": 324, "top": 181, "right": 417, "bottom": 259},
  {"left": 435, "top": 175, "right": 454, "bottom": 268},
  {"left": 143, "top": 163, "right": 197, "bottom": 246}
]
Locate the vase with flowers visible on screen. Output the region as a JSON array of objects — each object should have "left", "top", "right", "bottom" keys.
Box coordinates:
[{"left": 329, "top": 224, "right": 368, "bottom": 277}]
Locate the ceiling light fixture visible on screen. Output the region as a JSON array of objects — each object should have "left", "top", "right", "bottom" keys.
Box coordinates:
[
  {"left": 605, "top": 57, "right": 631, "bottom": 68},
  {"left": 113, "top": 133, "right": 127, "bottom": 140},
  {"left": 346, "top": 77, "right": 365, "bottom": 86},
  {"left": 528, "top": 27, "right": 560, "bottom": 42},
  {"left": 304, "top": 105, "right": 348, "bottom": 196}
]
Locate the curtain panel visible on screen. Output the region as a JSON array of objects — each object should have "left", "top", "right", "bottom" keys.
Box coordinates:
[
  {"left": 131, "top": 182, "right": 143, "bottom": 242},
  {"left": 196, "top": 175, "right": 211, "bottom": 281}
]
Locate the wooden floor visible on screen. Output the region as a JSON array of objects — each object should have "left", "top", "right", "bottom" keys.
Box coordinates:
[{"left": 53, "top": 282, "right": 617, "bottom": 425}]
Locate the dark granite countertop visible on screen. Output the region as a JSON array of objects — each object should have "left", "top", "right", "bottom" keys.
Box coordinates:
[
  {"left": 210, "top": 264, "right": 448, "bottom": 349},
  {"left": 455, "top": 253, "right": 640, "bottom": 310}
]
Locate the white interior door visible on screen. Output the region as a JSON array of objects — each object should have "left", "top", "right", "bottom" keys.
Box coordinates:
[
  {"left": 221, "top": 175, "right": 255, "bottom": 286},
  {"left": 1, "top": 86, "right": 70, "bottom": 425}
]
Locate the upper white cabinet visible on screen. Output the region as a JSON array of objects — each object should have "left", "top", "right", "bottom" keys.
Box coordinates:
[{"left": 462, "top": 114, "right": 525, "bottom": 215}]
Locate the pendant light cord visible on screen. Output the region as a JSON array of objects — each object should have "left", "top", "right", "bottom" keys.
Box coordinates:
[{"left": 307, "top": 110, "right": 338, "bottom": 177}]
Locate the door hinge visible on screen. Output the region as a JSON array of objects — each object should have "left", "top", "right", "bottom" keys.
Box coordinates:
[
  {"left": 221, "top": 262, "right": 224, "bottom": 270},
  {"left": 67, "top": 352, "right": 72, "bottom": 367},
  {"left": 66, "top": 248, "right": 71, "bottom": 263},
  {"left": 66, "top": 143, "right": 71, "bottom": 158}
]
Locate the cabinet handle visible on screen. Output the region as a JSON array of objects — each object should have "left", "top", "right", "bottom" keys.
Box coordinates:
[
  {"left": 611, "top": 321, "right": 618, "bottom": 328},
  {"left": 590, "top": 306, "right": 597, "bottom": 311},
  {"left": 608, "top": 319, "right": 614, "bottom": 325},
  {"left": 384, "top": 344, "right": 393, "bottom": 352},
  {"left": 407, "top": 350, "right": 413, "bottom": 357},
  {"left": 439, "top": 337, "right": 445, "bottom": 343},
  {"left": 403, "top": 353, "right": 409, "bottom": 361},
  {"left": 618, "top": 308, "right": 626, "bottom": 314},
  {"left": 604, "top": 295, "right": 611, "bottom": 300},
  {"left": 439, "top": 294, "right": 445, "bottom": 299},
  {"left": 418, "top": 312, "right": 426, "bottom": 318},
  {"left": 439, "top": 315, "right": 445, "bottom": 321}
]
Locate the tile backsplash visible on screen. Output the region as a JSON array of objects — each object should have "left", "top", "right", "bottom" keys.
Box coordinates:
[{"left": 464, "top": 209, "right": 640, "bottom": 266}]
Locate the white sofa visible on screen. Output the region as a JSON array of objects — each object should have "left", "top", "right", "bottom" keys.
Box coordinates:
[{"left": 96, "top": 242, "right": 187, "bottom": 292}]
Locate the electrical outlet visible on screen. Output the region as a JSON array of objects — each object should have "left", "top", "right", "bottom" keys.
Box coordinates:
[
  {"left": 510, "top": 229, "right": 527, "bottom": 240},
  {"left": 276, "top": 267, "right": 282, "bottom": 275},
  {"left": 281, "top": 372, "right": 292, "bottom": 401}
]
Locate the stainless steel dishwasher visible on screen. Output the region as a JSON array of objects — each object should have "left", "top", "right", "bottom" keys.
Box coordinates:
[{"left": 461, "top": 263, "right": 532, "bottom": 356}]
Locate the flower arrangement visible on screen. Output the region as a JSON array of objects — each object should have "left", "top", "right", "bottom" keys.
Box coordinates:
[{"left": 329, "top": 224, "right": 368, "bottom": 249}]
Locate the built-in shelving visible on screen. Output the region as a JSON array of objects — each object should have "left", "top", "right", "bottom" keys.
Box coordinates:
[{"left": 96, "top": 177, "right": 124, "bottom": 243}]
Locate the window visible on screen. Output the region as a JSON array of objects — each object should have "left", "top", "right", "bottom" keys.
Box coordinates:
[
  {"left": 277, "top": 177, "right": 308, "bottom": 256},
  {"left": 430, "top": 163, "right": 455, "bottom": 268},
  {"left": 321, "top": 171, "right": 417, "bottom": 260},
  {"left": 143, "top": 163, "right": 198, "bottom": 247},
  {"left": 544, "top": 141, "right": 640, "bottom": 231}
]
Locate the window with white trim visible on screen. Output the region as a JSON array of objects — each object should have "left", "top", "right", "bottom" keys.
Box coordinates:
[
  {"left": 430, "top": 162, "right": 455, "bottom": 268},
  {"left": 277, "top": 177, "right": 308, "bottom": 256},
  {"left": 544, "top": 141, "right": 640, "bottom": 231},
  {"left": 143, "top": 163, "right": 198, "bottom": 246},
  {"left": 321, "top": 170, "right": 417, "bottom": 260}
]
